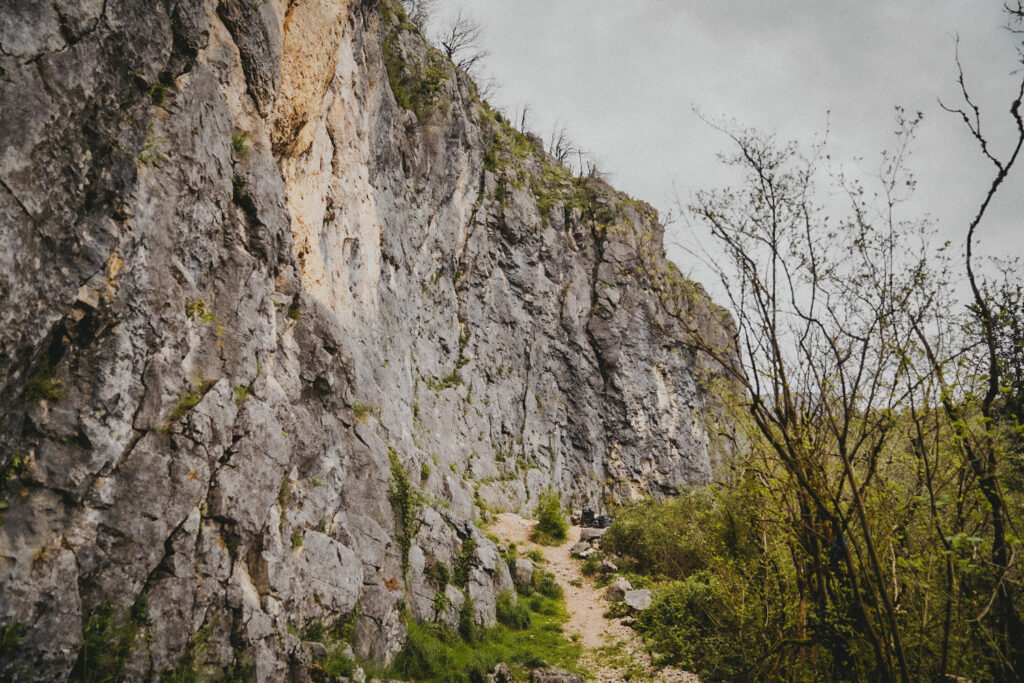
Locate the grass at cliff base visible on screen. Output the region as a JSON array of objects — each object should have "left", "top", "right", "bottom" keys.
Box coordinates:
[{"left": 386, "top": 593, "right": 582, "bottom": 682}]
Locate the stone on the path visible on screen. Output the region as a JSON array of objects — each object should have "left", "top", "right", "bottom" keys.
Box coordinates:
[
  {"left": 579, "top": 527, "right": 607, "bottom": 542},
  {"left": 531, "top": 669, "right": 584, "bottom": 683},
  {"left": 514, "top": 558, "right": 534, "bottom": 587},
  {"left": 600, "top": 559, "right": 617, "bottom": 573},
  {"left": 604, "top": 577, "right": 633, "bottom": 601},
  {"left": 569, "top": 541, "right": 591, "bottom": 557},
  {"left": 624, "top": 588, "right": 652, "bottom": 611}
]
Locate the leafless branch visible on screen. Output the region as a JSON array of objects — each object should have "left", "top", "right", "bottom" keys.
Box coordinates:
[{"left": 436, "top": 9, "right": 489, "bottom": 75}]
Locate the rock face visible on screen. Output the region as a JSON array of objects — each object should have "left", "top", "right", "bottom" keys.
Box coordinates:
[{"left": 0, "top": 0, "right": 733, "bottom": 679}]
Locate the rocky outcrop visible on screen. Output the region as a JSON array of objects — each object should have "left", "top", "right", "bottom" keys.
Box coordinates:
[{"left": 0, "top": 0, "right": 733, "bottom": 679}]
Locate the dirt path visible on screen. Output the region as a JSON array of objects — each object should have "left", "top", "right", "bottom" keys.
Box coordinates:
[{"left": 488, "top": 513, "right": 698, "bottom": 682}]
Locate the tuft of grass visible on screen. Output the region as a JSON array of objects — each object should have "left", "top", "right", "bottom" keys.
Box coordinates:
[
  {"left": 231, "top": 131, "right": 250, "bottom": 158},
  {"left": 352, "top": 401, "right": 369, "bottom": 422},
  {"left": 495, "top": 590, "right": 531, "bottom": 630},
  {"left": 580, "top": 554, "right": 602, "bottom": 576},
  {"left": 24, "top": 358, "right": 63, "bottom": 403},
  {"left": 70, "top": 598, "right": 148, "bottom": 682},
  {"left": 291, "top": 529, "right": 303, "bottom": 549},
  {"left": 233, "top": 385, "right": 251, "bottom": 405},
  {"left": 530, "top": 489, "right": 568, "bottom": 545},
  {"left": 168, "top": 379, "right": 213, "bottom": 423},
  {"left": 150, "top": 81, "right": 167, "bottom": 106},
  {"left": 278, "top": 478, "right": 291, "bottom": 507},
  {"left": 287, "top": 301, "right": 301, "bottom": 320}
]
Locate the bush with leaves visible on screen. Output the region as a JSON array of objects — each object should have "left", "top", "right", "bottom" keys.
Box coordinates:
[{"left": 530, "top": 489, "right": 567, "bottom": 545}]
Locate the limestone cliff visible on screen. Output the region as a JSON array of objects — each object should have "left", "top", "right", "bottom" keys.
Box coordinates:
[{"left": 0, "top": 0, "right": 733, "bottom": 679}]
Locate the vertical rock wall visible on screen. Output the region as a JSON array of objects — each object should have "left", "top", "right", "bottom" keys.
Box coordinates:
[{"left": 0, "top": 0, "right": 734, "bottom": 679}]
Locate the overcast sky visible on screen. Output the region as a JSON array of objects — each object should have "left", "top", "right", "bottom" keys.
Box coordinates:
[{"left": 429, "top": 1, "right": 1023, "bottom": 298}]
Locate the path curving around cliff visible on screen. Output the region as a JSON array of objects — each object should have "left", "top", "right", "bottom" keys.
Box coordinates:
[{"left": 488, "top": 513, "right": 698, "bottom": 682}]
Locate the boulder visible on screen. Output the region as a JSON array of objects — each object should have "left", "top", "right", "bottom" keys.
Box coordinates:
[
  {"left": 488, "top": 662, "right": 516, "bottom": 682},
  {"left": 513, "top": 558, "right": 534, "bottom": 587},
  {"left": 624, "top": 588, "right": 652, "bottom": 611},
  {"left": 579, "top": 527, "right": 607, "bottom": 542},
  {"left": 531, "top": 669, "right": 584, "bottom": 683},
  {"left": 600, "top": 559, "right": 617, "bottom": 574},
  {"left": 604, "top": 577, "right": 633, "bottom": 601},
  {"left": 569, "top": 542, "right": 591, "bottom": 557}
]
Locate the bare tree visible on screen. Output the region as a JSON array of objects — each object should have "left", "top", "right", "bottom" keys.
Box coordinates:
[
  {"left": 929, "top": 12, "right": 1024, "bottom": 675},
  {"left": 400, "top": 0, "right": 436, "bottom": 30},
  {"left": 435, "top": 9, "right": 489, "bottom": 75},
  {"left": 546, "top": 122, "right": 578, "bottom": 165}
]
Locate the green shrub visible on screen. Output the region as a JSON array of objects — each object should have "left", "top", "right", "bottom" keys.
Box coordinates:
[
  {"left": 495, "top": 591, "right": 531, "bottom": 630},
  {"left": 453, "top": 537, "right": 477, "bottom": 588},
  {"left": 231, "top": 131, "right": 250, "bottom": 157},
  {"left": 580, "top": 554, "right": 601, "bottom": 576},
  {"left": 71, "top": 599, "right": 147, "bottom": 682},
  {"left": 530, "top": 489, "right": 567, "bottom": 545},
  {"left": 602, "top": 487, "right": 757, "bottom": 580},
  {"left": 388, "top": 446, "right": 421, "bottom": 576},
  {"left": 457, "top": 597, "right": 478, "bottom": 644},
  {"left": 634, "top": 571, "right": 749, "bottom": 677},
  {"left": 534, "top": 570, "right": 563, "bottom": 600}
]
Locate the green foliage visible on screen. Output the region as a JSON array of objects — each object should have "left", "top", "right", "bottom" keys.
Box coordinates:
[
  {"left": 425, "top": 557, "right": 450, "bottom": 590},
  {"left": 495, "top": 591, "right": 531, "bottom": 630},
  {"left": 457, "top": 597, "right": 478, "bottom": 644},
  {"left": 389, "top": 587, "right": 581, "bottom": 682},
  {"left": 70, "top": 599, "right": 148, "bottom": 682},
  {"left": 150, "top": 81, "right": 167, "bottom": 105},
  {"left": 233, "top": 385, "right": 251, "bottom": 405},
  {"left": 380, "top": 4, "right": 451, "bottom": 122},
  {"left": 278, "top": 478, "right": 291, "bottom": 506},
  {"left": 291, "top": 529, "right": 303, "bottom": 549},
  {"left": 389, "top": 446, "right": 421, "bottom": 577},
  {"left": 530, "top": 489, "right": 567, "bottom": 545},
  {"left": 24, "top": 357, "right": 62, "bottom": 403},
  {"left": 231, "top": 131, "right": 250, "bottom": 158},
  {"left": 352, "top": 400, "right": 369, "bottom": 421},
  {"left": 579, "top": 554, "right": 601, "bottom": 576},
  {"left": 634, "top": 572, "right": 744, "bottom": 674},
  {"left": 1, "top": 622, "right": 24, "bottom": 663},
  {"left": 302, "top": 619, "right": 356, "bottom": 677},
  {"left": 184, "top": 299, "right": 218, "bottom": 324},
  {"left": 534, "top": 570, "right": 563, "bottom": 601},
  {"left": 287, "top": 301, "right": 301, "bottom": 320},
  {"left": 453, "top": 536, "right": 477, "bottom": 588},
  {"left": 168, "top": 379, "right": 213, "bottom": 423},
  {"left": 602, "top": 486, "right": 757, "bottom": 579}
]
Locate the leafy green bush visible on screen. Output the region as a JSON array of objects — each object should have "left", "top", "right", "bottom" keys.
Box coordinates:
[
  {"left": 530, "top": 489, "right": 567, "bottom": 545},
  {"left": 495, "top": 591, "right": 531, "bottom": 630},
  {"left": 634, "top": 571, "right": 744, "bottom": 674},
  {"left": 602, "top": 487, "right": 757, "bottom": 579},
  {"left": 457, "top": 597, "right": 478, "bottom": 644},
  {"left": 534, "top": 570, "right": 563, "bottom": 600}
]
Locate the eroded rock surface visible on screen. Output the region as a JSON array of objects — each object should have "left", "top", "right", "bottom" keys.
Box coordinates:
[{"left": 0, "top": 0, "right": 733, "bottom": 678}]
